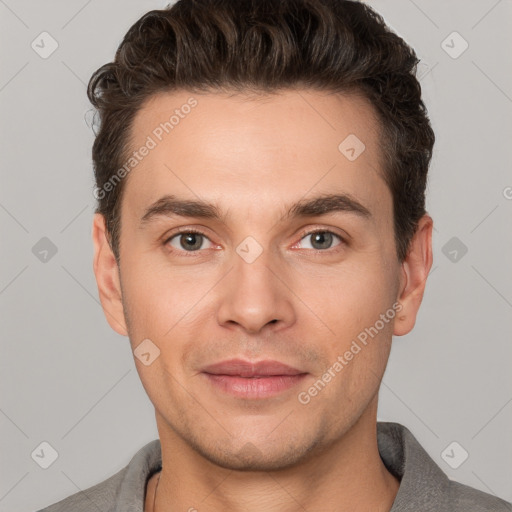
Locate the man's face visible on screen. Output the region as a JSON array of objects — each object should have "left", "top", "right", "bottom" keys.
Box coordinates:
[{"left": 106, "top": 90, "right": 405, "bottom": 470}]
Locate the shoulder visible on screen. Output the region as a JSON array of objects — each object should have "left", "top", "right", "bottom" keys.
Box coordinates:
[
  {"left": 35, "top": 467, "right": 127, "bottom": 512},
  {"left": 377, "top": 422, "right": 512, "bottom": 512},
  {"left": 446, "top": 479, "right": 512, "bottom": 512},
  {"left": 35, "top": 439, "right": 161, "bottom": 512}
]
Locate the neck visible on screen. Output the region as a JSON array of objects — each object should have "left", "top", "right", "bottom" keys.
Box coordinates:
[{"left": 149, "top": 396, "right": 399, "bottom": 512}]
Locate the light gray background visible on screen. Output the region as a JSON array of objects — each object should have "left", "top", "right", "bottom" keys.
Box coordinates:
[{"left": 1, "top": 1, "right": 511, "bottom": 510}]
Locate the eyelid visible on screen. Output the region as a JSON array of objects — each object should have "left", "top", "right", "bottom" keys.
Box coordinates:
[
  {"left": 292, "top": 227, "right": 347, "bottom": 253},
  {"left": 162, "top": 225, "right": 348, "bottom": 254},
  {"left": 295, "top": 226, "right": 348, "bottom": 245},
  {"left": 163, "top": 227, "right": 217, "bottom": 253}
]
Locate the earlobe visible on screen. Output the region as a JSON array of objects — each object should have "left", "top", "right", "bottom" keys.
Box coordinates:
[
  {"left": 393, "top": 215, "right": 433, "bottom": 337},
  {"left": 92, "top": 213, "right": 128, "bottom": 336}
]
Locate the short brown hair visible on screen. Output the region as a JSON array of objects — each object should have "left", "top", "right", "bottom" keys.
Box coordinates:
[{"left": 87, "top": 0, "right": 435, "bottom": 263}]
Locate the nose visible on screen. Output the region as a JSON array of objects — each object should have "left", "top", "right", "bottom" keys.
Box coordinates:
[{"left": 215, "top": 244, "right": 296, "bottom": 334}]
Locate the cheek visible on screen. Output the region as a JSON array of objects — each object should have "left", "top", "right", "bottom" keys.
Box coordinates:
[
  {"left": 296, "top": 257, "right": 396, "bottom": 334},
  {"left": 120, "top": 254, "right": 215, "bottom": 345},
  {"left": 298, "top": 265, "right": 396, "bottom": 411},
  {"left": 119, "top": 255, "right": 172, "bottom": 340}
]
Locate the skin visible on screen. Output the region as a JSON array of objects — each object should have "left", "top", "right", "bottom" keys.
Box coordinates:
[{"left": 92, "top": 89, "right": 433, "bottom": 512}]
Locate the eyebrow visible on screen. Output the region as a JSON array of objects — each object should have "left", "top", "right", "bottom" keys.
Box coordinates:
[{"left": 140, "top": 192, "right": 372, "bottom": 226}]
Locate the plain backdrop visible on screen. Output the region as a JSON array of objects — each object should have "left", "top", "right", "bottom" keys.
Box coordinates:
[{"left": 0, "top": 1, "right": 511, "bottom": 510}]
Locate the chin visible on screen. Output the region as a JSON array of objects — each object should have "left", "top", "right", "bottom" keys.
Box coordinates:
[{"left": 189, "top": 435, "right": 320, "bottom": 472}]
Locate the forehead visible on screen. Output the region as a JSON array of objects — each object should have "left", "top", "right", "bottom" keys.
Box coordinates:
[{"left": 122, "top": 89, "right": 391, "bottom": 226}]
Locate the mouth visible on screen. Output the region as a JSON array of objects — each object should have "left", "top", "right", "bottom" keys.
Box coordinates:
[{"left": 201, "top": 359, "right": 308, "bottom": 399}]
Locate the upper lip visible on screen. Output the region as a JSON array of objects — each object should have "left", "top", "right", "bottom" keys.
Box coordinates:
[{"left": 202, "top": 359, "right": 306, "bottom": 377}]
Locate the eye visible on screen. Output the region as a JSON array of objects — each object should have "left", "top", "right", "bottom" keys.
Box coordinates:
[
  {"left": 165, "top": 230, "right": 214, "bottom": 252},
  {"left": 296, "top": 230, "right": 344, "bottom": 251},
  {"left": 163, "top": 228, "right": 345, "bottom": 255}
]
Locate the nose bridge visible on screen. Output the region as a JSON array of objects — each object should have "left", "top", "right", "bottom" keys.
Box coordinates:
[{"left": 216, "top": 236, "right": 295, "bottom": 333}]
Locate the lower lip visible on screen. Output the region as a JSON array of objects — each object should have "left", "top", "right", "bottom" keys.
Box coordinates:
[{"left": 203, "top": 373, "right": 308, "bottom": 399}]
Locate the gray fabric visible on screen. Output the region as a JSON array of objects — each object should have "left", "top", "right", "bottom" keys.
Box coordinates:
[{"left": 36, "top": 422, "right": 512, "bottom": 511}]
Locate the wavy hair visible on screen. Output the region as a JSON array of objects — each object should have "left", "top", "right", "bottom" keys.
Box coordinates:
[{"left": 87, "top": 0, "right": 435, "bottom": 263}]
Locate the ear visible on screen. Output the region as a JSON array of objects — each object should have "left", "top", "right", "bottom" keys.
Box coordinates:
[
  {"left": 92, "top": 213, "right": 128, "bottom": 336},
  {"left": 393, "top": 214, "right": 433, "bottom": 336}
]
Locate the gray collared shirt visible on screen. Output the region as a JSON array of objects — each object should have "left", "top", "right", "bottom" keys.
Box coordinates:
[{"left": 37, "top": 421, "right": 512, "bottom": 511}]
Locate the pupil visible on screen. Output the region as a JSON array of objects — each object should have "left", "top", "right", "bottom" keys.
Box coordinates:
[
  {"left": 181, "top": 233, "right": 202, "bottom": 250},
  {"left": 312, "top": 232, "right": 332, "bottom": 250}
]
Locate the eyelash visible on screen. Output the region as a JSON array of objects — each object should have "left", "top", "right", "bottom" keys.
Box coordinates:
[{"left": 162, "top": 227, "right": 346, "bottom": 256}]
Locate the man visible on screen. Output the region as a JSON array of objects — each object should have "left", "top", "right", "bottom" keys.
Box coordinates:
[{"left": 37, "top": 0, "right": 512, "bottom": 510}]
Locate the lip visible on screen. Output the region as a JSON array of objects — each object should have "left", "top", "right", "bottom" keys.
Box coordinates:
[
  {"left": 201, "top": 359, "right": 308, "bottom": 399},
  {"left": 202, "top": 358, "right": 304, "bottom": 377}
]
